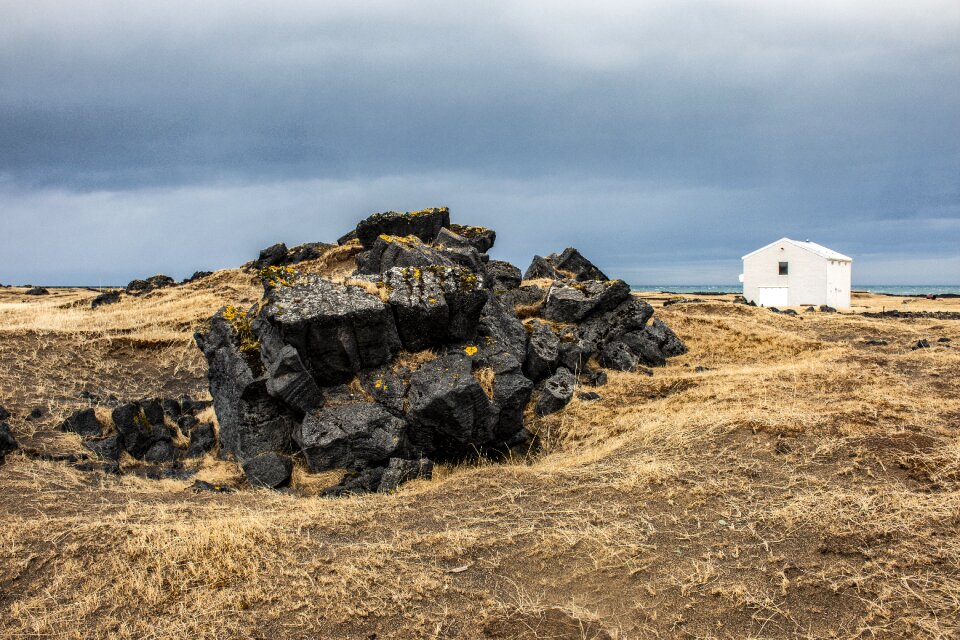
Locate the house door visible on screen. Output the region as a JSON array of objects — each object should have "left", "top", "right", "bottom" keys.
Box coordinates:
[{"left": 757, "top": 287, "right": 788, "bottom": 307}]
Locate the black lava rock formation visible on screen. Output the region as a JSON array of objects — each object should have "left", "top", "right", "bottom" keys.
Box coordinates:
[{"left": 196, "top": 208, "right": 686, "bottom": 494}]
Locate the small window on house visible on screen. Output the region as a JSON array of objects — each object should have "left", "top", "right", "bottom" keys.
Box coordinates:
[{"left": 778, "top": 262, "right": 789, "bottom": 275}]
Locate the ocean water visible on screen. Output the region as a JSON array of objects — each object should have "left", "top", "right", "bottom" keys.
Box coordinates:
[{"left": 630, "top": 285, "right": 960, "bottom": 296}]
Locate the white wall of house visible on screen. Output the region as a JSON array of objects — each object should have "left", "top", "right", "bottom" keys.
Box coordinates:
[{"left": 742, "top": 239, "right": 852, "bottom": 308}]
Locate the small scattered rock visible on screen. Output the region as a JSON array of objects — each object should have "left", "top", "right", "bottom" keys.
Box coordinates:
[
  {"left": 865, "top": 339, "right": 888, "bottom": 346},
  {"left": 27, "top": 407, "right": 44, "bottom": 420},
  {"left": 182, "top": 271, "right": 213, "bottom": 284},
  {"left": 24, "top": 287, "right": 49, "bottom": 296},
  {"left": 819, "top": 305, "right": 837, "bottom": 313},
  {"left": 938, "top": 337, "right": 951, "bottom": 343},
  {"left": 59, "top": 408, "right": 102, "bottom": 438},
  {"left": 577, "top": 391, "right": 601, "bottom": 401},
  {"left": 378, "top": 458, "right": 434, "bottom": 493},
  {"left": 912, "top": 339, "right": 930, "bottom": 350},
  {"left": 0, "top": 422, "right": 18, "bottom": 463},
  {"left": 694, "top": 366, "right": 712, "bottom": 373}
]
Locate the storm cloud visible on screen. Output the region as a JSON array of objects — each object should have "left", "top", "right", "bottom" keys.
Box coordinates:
[{"left": 1, "top": 0, "right": 958, "bottom": 285}]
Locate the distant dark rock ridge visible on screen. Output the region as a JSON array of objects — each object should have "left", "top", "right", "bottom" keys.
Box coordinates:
[{"left": 196, "top": 207, "right": 686, "bottom": 494}]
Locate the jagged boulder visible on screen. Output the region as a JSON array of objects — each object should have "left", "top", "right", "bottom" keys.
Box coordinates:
[
  {"left": 542, "top": 280, "right": 631, "bottom": 323},
  {"left": 59, "top": 408, "right": 102, "bottom": 438},
  {"left": 617, "top": 319, "right": 688, "bottom": 367},
  {"left": 355, "top": 234, "right": 455, "bottom": 275},
  {"left": 448, "top": 224, "right": 496, "bottom": 253},
  {"left": 576, "top": 297, "right": 655, "bottom": 352},
  {"left": 195, "top": 310, "right": 300, "bottom": 461},
  {"left": 524, "top": 255, "right": 558, "bottom": 281},
  {"left": 242, "top": 452, "right": 293, "bottom": 488},
  {"left": 406, "top": 352, "right": 496, "bottom": 457},
  {"left": 253, "top": 243, "right": 289, "bottom": 269},
  {"left": 476, "top": 295, "right": 529, "bottom": 366},
  {"left": 536, "top": 367, "right": 576, "bottom": 416},
  {"left": 355, "top": 207, "right": 450, "bottom": 249},
  {"left": 294, "top": 403, "right": 407, "bottom": 472},
  {"left": 255, "top": 274, "right": 401, "bottom": 385},
  {"left": 487, "top": 260, "right": 522, "bottom": 291},
  {"left": 524, "top": 320, "right": 560, "bottom": 381},
  {"left": 485, "top": 352, "right": 534, "bottom": 443},
  {"left": 384, "top": 266, "right": 489, "bottom": 350}
]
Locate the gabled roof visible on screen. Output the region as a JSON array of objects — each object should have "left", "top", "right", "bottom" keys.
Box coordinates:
[{"left": 742, "top": 238, "right": 852, "bottom": 262}]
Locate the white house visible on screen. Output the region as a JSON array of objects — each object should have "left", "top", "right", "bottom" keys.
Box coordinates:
[{"left": 740, "top": 238, "right": 852, "bottom": 309}]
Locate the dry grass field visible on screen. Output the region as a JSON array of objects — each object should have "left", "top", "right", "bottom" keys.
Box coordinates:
[{"left": 1, "top": 276, "right": 958, "bottom": 639}]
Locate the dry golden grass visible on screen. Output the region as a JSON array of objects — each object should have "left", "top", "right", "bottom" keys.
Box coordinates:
[{"left": 1, "top": 282, "right": 958, "bottom": 639}]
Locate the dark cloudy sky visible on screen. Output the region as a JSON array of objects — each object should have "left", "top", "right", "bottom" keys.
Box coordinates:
[{"left": 1, "top": 1, "right": 958, "bottom": 286}]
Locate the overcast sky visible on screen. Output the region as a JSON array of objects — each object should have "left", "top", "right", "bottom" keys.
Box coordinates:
[{"left": 1, "top": 0, "right": 958, "bottom": 285}]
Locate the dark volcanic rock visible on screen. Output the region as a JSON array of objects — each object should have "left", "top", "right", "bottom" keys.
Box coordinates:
[
  {"left": 359, "top": 366, "right": 409, "bottom": 413},
  {"left": 186, "top": 423, "right": 217, "bottom": 458},
  {"left": 542, "top": 280, "right": 632, "bottom": 323},
  {"left": 325, "top": 467, "right": 386, "bottom": 496},
  {"left": 0, "top": 422, "right": 18, "bottom": 463},
  {"left": 501, "top": 285, "right": 547, "bottom": 315},
  {"left": 195, "top": 310, "right": 299, "bottom": 461},
  {"left": 83, "top": 434, "right": 122, "bottom": 461},
  {"left": 599, "top": 340, "right": 640, "bottom": 371},
  {"left": 618, "top": 319, "right": 687, "bottom": 367},
  {"left": 112, "top": 402, "right": 174, "bottom": 459},
  {"left": 91, "top": 291, "right": 121, "bottom": 309},
  {"left": 242, "top": 452, "right": 293, "bottom": 489},
  {"left": 523, "top": 255, "right": 559, "bottom": 281},
  {"left": 253, "top": 243, "right": 289, "bottom": 269},
  {"left": 295, "top": 403, "right": 407, "bottom": 471},
  {"left": 448, "top": 224, "right": 496, "bottom": 253},
  {"left": 287, "top": 242, "right": 332, "bottom": 264},
  {"left": 183, "top": 271, "right": 214, "bottom": 284},
  {"left": 576, "top": 297, "right": 655, "bottom": 352},
  {"left": 486, "top": 352, "right": 534, "bottom": 442},
  {"left": 27, "top": 407, "right": 43, "bottom": 420},
  {"left": 24, "top": 287, "right": 49, "bottom": 296},
  {"left": 524, "top": 320, "right": 560, "bottom": 381},
  {"left": 487, "top": 260, "right": 522, "bottom": 292},
  {"left": 912, "top": 339, "right": 930, "bottom": 350},
  {"left": 476, "top": 296, "right": 529, "bottom": 366},
  {"left": 535, "top": 367, "right": 576, "bottom": 417},
  {"left": 523, "top": 248, "right": 608, "bottom": 282},
  {"left": 378, "top": 457, "right": 434, "bottom": 492},
  {"left": 144, "top": 440, "right": 177, "bottom": 464},
  {"left": 384, "top": 266, "right": 489, "bottom": 350},
  {"left": 146, "top": 275, "right": 176, "bottom": 290},
  {"left": 549, "top": 248, "right": 609, "bottom": 282},
  {"left": 406, "top": 353, "right": 494, "bottom": 457},
  {"left": 0, "top": 406, "right": 9, "bottom": 421},
  {"left": 59, "top": 408, "right": 102, "bottom": 438},
  {"left": 819, "top": 305, "right": 837, "bottom": 313},
  {"left": 125, "top": 279, "right": 152, "bottom": 295},
  {"left": 355, "top": 207, "right": 450, "bottom": 249},
  {"left": 355, "top": 234, "right": 455, "bottom": 275},
  {"left": 256, "top": 274, "right": 401, "bottom": 385}
]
